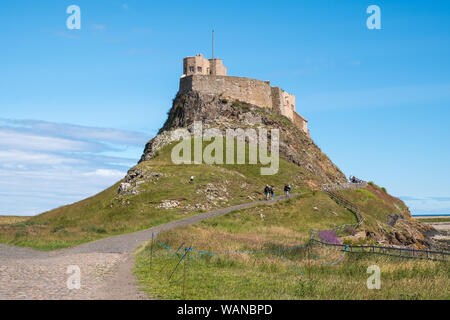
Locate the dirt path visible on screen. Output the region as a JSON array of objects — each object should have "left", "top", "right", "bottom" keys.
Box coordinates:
[{"left": 0, "top": 194, "right": 298, "bottom": 300}]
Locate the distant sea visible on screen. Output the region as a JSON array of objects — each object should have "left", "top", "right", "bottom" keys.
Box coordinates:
[{"left": 412, "top": 214, "right": 450, "bottom": 217}]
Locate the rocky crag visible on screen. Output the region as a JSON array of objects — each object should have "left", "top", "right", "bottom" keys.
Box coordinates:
[
  {"left": 140, "top": 91, "right": 346, "bottom": 187},
  {"left": 136, "top": 90, "right": 438, "bottom": 250}
]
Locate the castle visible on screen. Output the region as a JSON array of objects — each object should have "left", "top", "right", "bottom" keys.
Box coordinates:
[{"left": 179, "top": 54, "right": 309, "bottom": 135}]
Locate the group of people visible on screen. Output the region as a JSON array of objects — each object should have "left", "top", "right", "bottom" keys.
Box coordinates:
[
  {"left": 264, "top": 185, "right": 274, "bottom": 200},
  {"left": 264, "top": 184, "right": 291, "bottom": 200},
  {"left": 349, "top": 175, "right": 363, "bottom": 184}
]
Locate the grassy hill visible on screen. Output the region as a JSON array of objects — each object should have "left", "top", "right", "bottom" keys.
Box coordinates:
[
  {"left": 1, "top": 91, "right": 445, "bottom": 299},
  {"left": 0, "top": 94, "right": 432, "bottom": 254},
  {"left": 133, "top": 192, "right": 449, "bottom": 299},
  {"left": 0, "top": 216, "right": 30, "bottom": 225},
  {"left": 0, "top": 141, "right": 317, "bottom": 250}
]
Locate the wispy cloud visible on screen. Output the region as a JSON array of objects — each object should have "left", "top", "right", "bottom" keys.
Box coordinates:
[
  {"left": 1, "top": 119, "right": 149, "bottom": 146},
  {"left": 83, "top": 169, "right": 125, "bottom": 178},
  {"left": 0, "top": 119, "right": 151, "bottom": 216},
  {"left": 0, "top": 129, "right": 99, "bottom": 152},
  {"left": 0, "top": 150, "right": 82, "bottom": 166},
  {"left": 400, "top": 196, "right": 450, "bottom": 215}
]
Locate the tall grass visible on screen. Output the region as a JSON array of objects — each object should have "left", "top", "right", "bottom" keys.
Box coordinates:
[{"left": 135, "top": 239, "right": 449, "bottom": 300}]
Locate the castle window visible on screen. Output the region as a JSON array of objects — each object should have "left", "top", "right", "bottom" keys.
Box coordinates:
[
  {"left": 197, "top": 67, "right": 202, "bottom": 73},
  {"left": 189, "top": 66, "right": 194, "bottom": 73}
]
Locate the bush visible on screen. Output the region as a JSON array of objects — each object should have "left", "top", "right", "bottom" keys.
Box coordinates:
[
  {"left": 51, "top": 226, "right": 65, "bottom": 233},
  {"left": 83, "top": 225, "right": 107, "bottom": 234},
  {"left": 381, "top": 187, "right": 387, "bottom": 193},
  {"left": 318, "top": 230, "right": 341, "bottom": 245},
  {"left": 232, "top": 101, "right": 250, "bottom": 112},
  {"left": 344, "top": 226, "right": 357, "bottom": 236},
  {"left": 15, "top": 231, "right": 28, "bottom": 238},
  {"left": 13, "top": 222, "right": 27, "bottom": 228}
]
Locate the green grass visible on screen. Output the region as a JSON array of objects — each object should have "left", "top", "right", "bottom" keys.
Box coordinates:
[
  {"left": 0, "top": 140, "right": 318, "bottom": 250},
  {"left": 0, "top": 216, "right": 31, "bottom": 225},
  {"left": 135, "top": 236, "right": 449, "bottom": 300},
  {"left": 134, "top": 186, "right": 449, "bottom": 300}
]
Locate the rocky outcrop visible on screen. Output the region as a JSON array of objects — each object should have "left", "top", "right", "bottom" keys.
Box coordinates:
[
  {"left": 140, "top": 90, "right": 346, "bottom": 185},
  {"left": 118, "top": 167, "right": 164, "bottom": 196}
]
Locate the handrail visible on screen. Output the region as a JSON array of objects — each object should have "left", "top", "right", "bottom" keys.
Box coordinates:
[
  {"left": 316, "top": 182, "right": 449, "bottom": 261},
  {"left": 310, "top": 239, "right": 450, "bottom": 261}
]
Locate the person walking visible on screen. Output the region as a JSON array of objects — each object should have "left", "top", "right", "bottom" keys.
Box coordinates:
[
  {"left": 284, "top": 184, "right": 291, "bottom": 198},
  {"left": 264, "top": 185, "right": 270, "bottom": 200},
  {"left": 270, "top": 186, "right": 275, "bottom": 199}
]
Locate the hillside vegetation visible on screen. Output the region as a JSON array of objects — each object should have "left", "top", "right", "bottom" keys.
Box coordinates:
[
  {"left": 0, "top": 216, "right": 30, "bottom": 225},
  {"left": 0, "top": 95, "right": 432, "bottom": 254},
  {"left": 0, "top": 141, "right": 316, "bottom": 250},
  {"left": 134, "top": 194, "right": 449, "bottom": 299}
]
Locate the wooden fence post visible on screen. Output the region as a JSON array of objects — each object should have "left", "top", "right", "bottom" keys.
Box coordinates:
[
  {"left": 182, "top": 249, "right": 187, "bottom": 299},
  {"left": 150, "top": 232, "right": 154, "bottom": 270}
]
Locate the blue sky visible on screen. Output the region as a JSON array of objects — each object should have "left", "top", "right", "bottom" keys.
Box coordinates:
[{"left": 0, "top": 0, "right": 449, "bottom": 216}]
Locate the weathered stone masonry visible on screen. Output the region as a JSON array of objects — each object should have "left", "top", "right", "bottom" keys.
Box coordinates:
[
  {"left": 179, "top": 55, "right": 309, "bottom": 135},
  {"left": 180, "top": 75, "right": 273, "bottom": 109}
]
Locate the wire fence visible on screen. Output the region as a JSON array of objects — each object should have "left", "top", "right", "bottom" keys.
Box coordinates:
[
  {"left": 146, "top": 181, "right": 449, "bottom": 297},
  {"left": 319, "top": 182, "right": 449, "bottom": 261},
  {"left": 310, "top": 239, "right": 450, "bottom": 261}
]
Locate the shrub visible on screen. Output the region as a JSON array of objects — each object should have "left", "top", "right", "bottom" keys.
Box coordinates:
[
  {"left": 381, "top": 187, "right": 387, "bottom": 193},
  {"left": 318, "top": 230, "right": 341, "bottom": 245},
  {"left": 344, "top": 226, "right": 357, "bottom": 236},
  {"left": 232, "top": 101, "right": 250, "bottom": 112},
  {"left": 15, "top": 231, "right": 28, "bottom": 238},
  {"left": 13, "top": 222, "right": 27, "bottom": 228},
  {"left": 51, "top": 226, "right": 65, "bottom": 233},
  {"left": 83, "top": 225, "right": 107, "bottom": 234}
]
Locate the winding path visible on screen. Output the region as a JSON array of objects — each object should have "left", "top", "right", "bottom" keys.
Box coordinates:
[{"left": 0, "top": 194, "right": 299, "bottom": 300}]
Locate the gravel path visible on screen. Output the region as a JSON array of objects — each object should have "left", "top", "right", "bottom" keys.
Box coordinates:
[{"left": 0, "top": 194, "right": 298, "bottom": 300}]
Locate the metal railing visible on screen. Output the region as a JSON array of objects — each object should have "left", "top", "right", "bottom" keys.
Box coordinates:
[
  {"left": 310, "top": 239, "right": 450, "bottom": 262},
  {"left": 317, "top": 182, "right": 450, "bottom": 262},
  {"left": 323, "top": 188, "right": 364, "bottom": 228}
]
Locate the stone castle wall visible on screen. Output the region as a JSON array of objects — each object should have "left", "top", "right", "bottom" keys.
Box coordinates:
[
  {"left": 179, "top": 75, "right": 309, "bottom": 135},
  {"left": 293, "top": 112, "right": 309, "bottom": 136},
  {"left": 271, "top": 87, "right": 295, "bottom": 121},
  {"left": 180, "top": 75, "right": 273, "bottom": 108}
]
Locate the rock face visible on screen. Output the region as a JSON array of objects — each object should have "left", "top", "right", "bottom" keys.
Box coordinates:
[
  {"left": 118, "top": 167, "right": 163, "bottom": 196},
  {"left": 140, "top": 90, "right": 346, "bottom": 185}
]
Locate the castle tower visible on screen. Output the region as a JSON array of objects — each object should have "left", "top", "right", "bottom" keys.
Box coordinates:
[
  {"left": 183, "top": 54, "right": 210, "bottom": 76},
  {"left": 182, "top": 54, "right": 227, "bottom": 77},
  {"left": 179, "top": 55, "right": 308, "bottom": 135},
  {"left": 208, "top": 58, "right": 227, "bottom": 76}
]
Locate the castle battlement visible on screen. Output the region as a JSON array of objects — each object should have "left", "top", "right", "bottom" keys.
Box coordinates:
[
  {"left": 179, "top": 56, "right": 309, "bottom": 135},
  {"left": 182, "top": 54, "right": 227, "bottom": 77}
]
